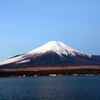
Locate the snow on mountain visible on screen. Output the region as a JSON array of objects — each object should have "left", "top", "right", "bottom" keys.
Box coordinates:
[
  {"left": 27, "top": 41, "right": 91, "bottom": 57},
  {"left": 0, "top": 41, "right": 92, "bottom": 66},
  {"left": 0, "top": 55, "right": 24, "bottom": 65},
  {"left": 16, "top": 59, "right": 30, "bottom": 64}
]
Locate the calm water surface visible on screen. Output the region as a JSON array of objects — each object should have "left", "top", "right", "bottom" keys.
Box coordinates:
[{"left": 0, "top": 76, "right": 100, "bottom": 100}]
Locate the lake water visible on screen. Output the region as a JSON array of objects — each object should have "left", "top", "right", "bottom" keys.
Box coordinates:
[{"left": 0, "top": 76, "right": 100, "bottom": 100}]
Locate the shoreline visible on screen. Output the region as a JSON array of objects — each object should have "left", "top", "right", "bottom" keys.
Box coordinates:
[{"left": 0, "top": 68, "right": 100, "bottom": 77}]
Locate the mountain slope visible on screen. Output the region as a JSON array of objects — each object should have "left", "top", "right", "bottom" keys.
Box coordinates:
[{"left": 0, "top": 41, "right": 100, "bottom": 69}]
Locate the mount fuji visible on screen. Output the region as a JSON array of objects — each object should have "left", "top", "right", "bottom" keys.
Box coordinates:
[{"left": 0, "top": 41, "right": 100, "bottom": 69}]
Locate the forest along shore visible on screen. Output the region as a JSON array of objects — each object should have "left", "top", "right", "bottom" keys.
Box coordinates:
[{"left": 0, "top": 65, "right": 100, "bottom": 77}]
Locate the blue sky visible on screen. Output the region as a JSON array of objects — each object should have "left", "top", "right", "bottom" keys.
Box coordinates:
[{"left": 0, "top": 0, "right": 100, "bottom": 62}]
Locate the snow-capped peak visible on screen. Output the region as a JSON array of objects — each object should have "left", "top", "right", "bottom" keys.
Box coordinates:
[
  {"left": 27, "top": 41, "right": 91, "bottom": 57},
  {"left": 0, "top": 41, "right": 92, "bottom": 66}
]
